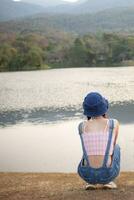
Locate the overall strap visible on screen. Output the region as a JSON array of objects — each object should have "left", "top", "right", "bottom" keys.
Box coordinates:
[
  {"left": 102, "top": 119, "right": 114, "bottom": 167},
  {"left": 78, "top": 122, "right": 90, "bottom": 166}
]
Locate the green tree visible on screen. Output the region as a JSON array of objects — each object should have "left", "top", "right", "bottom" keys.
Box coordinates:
[
  {"left": 23, "top": 46, "right": 44, "bottom": 70},
  {"left": 0, "top": 44, "right": 17, "bottom": 71},
  {"left": 67, "top": 38, "right": 88, "bottom": 67}
]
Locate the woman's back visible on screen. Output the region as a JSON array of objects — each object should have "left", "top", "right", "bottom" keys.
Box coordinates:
[
  {"left": 78, "top": 92, "right": 120, "bottom": 187},
  {"left": 81, "top": 117, "right": 119, "bottom": 168}
]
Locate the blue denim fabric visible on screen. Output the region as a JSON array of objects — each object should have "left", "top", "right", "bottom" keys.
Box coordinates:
[{"left": 77, "top": 119, "right": 121, "bottom": 185}]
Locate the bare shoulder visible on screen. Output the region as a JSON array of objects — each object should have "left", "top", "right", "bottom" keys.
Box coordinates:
[
  {"left": 78, "top": 121, "right": 85, "bottom": 134},
  {"left": 78, "top": 121, "right": 83, "bottom": 129},
  {"left": 78, "top": 121, "right": 83, "bottom": 130},
  {"left": 112, "top": 118, "right": 119, "bottom": 128}
]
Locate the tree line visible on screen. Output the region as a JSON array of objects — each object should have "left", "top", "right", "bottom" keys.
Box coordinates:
[{"left": 0, "top": 32, "right": 134, "bottom": 72}]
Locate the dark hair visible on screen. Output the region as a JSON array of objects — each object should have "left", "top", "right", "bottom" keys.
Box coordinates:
[{"left": 87, "top": 114, "right": 106, "bottom": 120}]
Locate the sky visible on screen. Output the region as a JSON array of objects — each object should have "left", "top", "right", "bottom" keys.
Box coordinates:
[
  {"left": 13, "top": 0, "right": 79, "bottom": 2},
  {"left": 62, "top": 0, "right": 78, "bottom": 2}
]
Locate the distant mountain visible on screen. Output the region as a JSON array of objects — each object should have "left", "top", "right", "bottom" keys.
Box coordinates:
[
  {"left": 21, "top": 0, "right": 88, "bottom": 7},
  {"left": 1, "top": 7, "right": 134, "bottom": 34},
  {"left": 21, "top": 0, "right": 68, "bottom": 7},
  {"left": 0, "top": 0, "right": 44, "bottom": 21},
  {"left": 1, "top": 0, "right": 134, "bottom": 23},
  {"left": 44, "top": 0, "right": 134, "bottom": 14},
  {"left": 0, "top": 0, "right": 87, "bottom": 22}
]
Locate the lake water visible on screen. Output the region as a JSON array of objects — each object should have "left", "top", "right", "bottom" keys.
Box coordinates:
[{"left": 0, "top": 67, "right": 134, "bottom": 172}]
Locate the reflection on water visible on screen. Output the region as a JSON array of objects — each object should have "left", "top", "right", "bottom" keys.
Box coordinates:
[
  {"left": 0, "top": 67, "right": 134, "bottom": 127},
  {"left": 0, "top": 67, "right": 134, "bottom": 172},
  {"left": 0, "top": 67, "right": 134, "bottom": 112},
  {"left": 0, "top": 120, "right": 134, "bottom": 172},
  {"left": 0, "top": 101, "right": 134, "bottom": 127}
]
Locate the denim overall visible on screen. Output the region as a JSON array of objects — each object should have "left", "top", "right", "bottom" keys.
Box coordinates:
[{"left": 77, "top": 119, "right": 121, "bottom": 184}]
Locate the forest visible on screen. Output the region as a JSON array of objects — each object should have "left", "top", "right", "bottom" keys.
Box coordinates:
[
  {"left": 1, "top": 0, "right": 134, "bottom": 72},
  {"left": 0, "top": 31, "right": 134, "bottom": 72}
]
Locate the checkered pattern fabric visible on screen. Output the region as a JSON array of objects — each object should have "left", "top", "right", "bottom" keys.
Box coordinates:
[{"left": 82, "top": 121, "right": 115, "bottom": 156}]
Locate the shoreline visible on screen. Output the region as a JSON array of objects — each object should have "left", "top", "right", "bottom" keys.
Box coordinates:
[{"left": 0, "top": 172, "right": 134, "bottom": 200}]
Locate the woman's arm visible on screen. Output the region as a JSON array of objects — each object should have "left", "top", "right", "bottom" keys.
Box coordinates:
[{"left": 113, "top": 119, "right": 119, "bottom": 145}]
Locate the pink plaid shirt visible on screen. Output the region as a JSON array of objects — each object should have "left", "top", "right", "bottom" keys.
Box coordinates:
[{"left": 82, "top": 120, "right": 115, "bottom": 156}]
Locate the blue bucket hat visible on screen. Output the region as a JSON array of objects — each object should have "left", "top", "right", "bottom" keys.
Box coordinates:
[{"left": 83, "top": 92, "right": 109, "bottom": 117}]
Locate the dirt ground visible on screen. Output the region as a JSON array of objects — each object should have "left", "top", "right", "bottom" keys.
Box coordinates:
[{"left": 0, "top": 172, "right": 134, "bottom": 200}]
